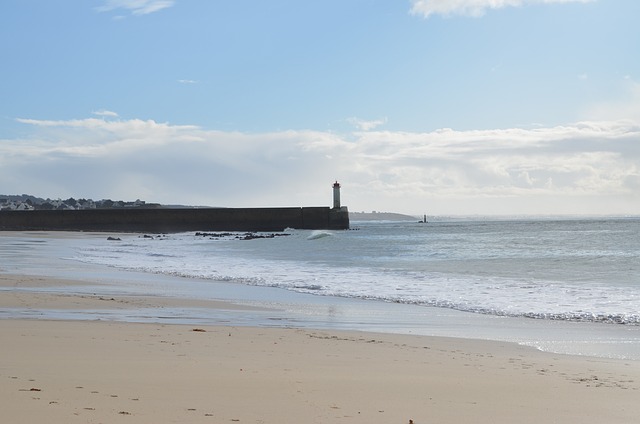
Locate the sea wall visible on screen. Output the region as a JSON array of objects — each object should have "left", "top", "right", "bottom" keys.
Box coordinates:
[{"left": 0, "top": 207, "right": 350, "bottom": 233}]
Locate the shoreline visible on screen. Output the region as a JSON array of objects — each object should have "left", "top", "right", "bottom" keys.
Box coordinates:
[
  {"left": 2, "top": 272, "right": 640, "bottom": 422},
  {"left": 2, "top": 298, "right": 640, "bottom": 423},
  {"left": 1, "top": 228, "right": 640, "bottom": 360}
]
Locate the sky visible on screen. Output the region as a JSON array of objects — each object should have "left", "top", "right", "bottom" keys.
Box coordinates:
[{"left": 1, "top": 0, "right": 639, "bottom": 216}]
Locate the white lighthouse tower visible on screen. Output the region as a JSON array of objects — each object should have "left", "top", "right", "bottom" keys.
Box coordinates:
[{"left": 332, "top": 181, "right": 341, "bottom": 209}]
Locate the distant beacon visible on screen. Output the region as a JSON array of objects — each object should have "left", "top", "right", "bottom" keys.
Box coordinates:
[{"left": 332, "top": 181, "right": 341, "bottom": 209}]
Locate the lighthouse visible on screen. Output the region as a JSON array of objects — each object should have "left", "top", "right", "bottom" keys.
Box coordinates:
[{"left": 332, "top": 181, "right": 341, "bottom": 209}]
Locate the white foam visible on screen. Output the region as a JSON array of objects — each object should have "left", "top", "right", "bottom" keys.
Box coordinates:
[
  {"left": 306, "top": 230, "right": 333, "bottom": 240},
  {"left": 69, "top": 219, "right": 640, "bottom": 325}
]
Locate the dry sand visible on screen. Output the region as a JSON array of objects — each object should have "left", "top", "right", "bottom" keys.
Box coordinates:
[{"left": 1, "top": 274, "right": 639, "bottom": 424}]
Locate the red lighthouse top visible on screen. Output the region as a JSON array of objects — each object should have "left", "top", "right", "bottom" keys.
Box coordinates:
[{"left": 333, "top": 181, "right": 341, "bottom": 188}]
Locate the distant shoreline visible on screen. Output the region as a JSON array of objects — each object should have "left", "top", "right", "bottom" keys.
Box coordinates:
[{"left": 349, "top": 211, "right": 418, "bottom": 221}]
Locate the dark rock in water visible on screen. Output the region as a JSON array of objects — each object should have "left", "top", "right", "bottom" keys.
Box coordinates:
[
  {"left": 195, "top": 231, "right": 291, "bottom": 240},
  {"left": 237, "top": 232, "right": 291, "bottom": 241},
  {"left": 107, "top": 236, "right": 121, "bottom": 241},
  {"left": 195, "top": 232, "right": 234, "bottom": 238}
]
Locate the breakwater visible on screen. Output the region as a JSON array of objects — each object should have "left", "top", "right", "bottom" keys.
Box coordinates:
[{"left": 0, "top": 207, "right": 349, "bottom": 233}]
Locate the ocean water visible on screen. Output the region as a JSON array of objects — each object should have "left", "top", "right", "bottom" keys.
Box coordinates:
[{"left": 74, "top": 217, "right": 640, "bottom": 325}]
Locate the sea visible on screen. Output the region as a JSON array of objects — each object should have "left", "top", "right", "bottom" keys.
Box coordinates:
[{"left": 2, "top": 216, "right": 640, "bottom": 360}]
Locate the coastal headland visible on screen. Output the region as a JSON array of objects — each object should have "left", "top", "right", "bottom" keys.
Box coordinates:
[{"left": 0, "top": 206, "right": 350, "bottom": 232}]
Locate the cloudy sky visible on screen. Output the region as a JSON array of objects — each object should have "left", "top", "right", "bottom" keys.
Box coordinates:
[{"left": 1, "top": 0, "right": 639, "bottom": 216}]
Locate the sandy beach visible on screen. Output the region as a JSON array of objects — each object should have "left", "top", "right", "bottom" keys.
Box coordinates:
[{"left": 1, "top": 273, "right": 639, "bottom": 423}]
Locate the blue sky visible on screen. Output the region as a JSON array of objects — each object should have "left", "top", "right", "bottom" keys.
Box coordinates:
[{"left": 1, "top": 0, "right": 639, "bottom": 215}]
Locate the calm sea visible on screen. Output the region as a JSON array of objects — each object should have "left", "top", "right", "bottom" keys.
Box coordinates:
[{"left": 74, "top": 217, "right": 640, "bottom": 325}]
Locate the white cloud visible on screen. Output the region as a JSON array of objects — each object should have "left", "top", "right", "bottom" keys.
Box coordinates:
[
  {"left": 92, "top": 109, "right": 119, "bottom": 118},
  {"left": 347, "top": 117, "right": 388, "bottom": 131},
  {"left": 178, "top": 79, "right": 199, "bottom": 84},
  {"left": 410, "top": 0, "right": 593, "bottom": 18},
  {"left": 3, "top": 115, "right": 639, "bottom": 215},
  {"left": 96, "top": 0, "right": 175, "bottom": 16}
]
